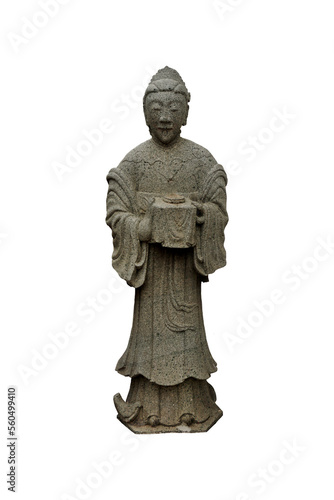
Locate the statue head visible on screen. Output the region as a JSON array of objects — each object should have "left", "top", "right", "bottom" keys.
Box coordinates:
[{"left": 143, "top": 67, "right": 191, "bottom": 145}]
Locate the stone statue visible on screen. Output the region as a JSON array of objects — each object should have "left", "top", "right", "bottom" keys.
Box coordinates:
[{"left": 106, "top": 67, "right": 228, "bottom": 433}]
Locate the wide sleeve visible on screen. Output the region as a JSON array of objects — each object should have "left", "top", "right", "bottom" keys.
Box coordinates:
[
  {"left": 106, "top": 165, "right": 148, "bottom": 288},
  {"left": 194, "top": 164, "right": 228, "bottom": 278}
]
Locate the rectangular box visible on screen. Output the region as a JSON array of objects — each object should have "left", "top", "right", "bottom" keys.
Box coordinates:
[{"left": 149, "top": 195, "right": 197, "bottom": 248}]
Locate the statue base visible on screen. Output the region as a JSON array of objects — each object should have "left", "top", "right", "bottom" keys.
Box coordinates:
[
  {"left": 116, "top": 409, "right": 223, "bottom": 434},
  {"left": 114, "top": 375, "right": 223, "bottom": 434}
]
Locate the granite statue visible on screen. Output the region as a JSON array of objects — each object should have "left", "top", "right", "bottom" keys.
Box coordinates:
[{"left": 106, "top": 67, "right": 228, "bottom": 433}]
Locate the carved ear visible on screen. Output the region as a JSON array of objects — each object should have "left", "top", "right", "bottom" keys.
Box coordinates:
[
  {"left": 182, "top": 104, "right": 189, "bottom": 126},
  {"left": 143, "top": 104, "right": 149, "bottom": 126}
]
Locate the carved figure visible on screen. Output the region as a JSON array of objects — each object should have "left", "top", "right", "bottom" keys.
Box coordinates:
[{"left": 106, "top": 67, "right": 228, "bottom": 433}]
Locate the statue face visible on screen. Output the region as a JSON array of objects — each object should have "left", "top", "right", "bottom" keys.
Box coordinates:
[{"left": 145, "top": 91, "right": 188, "bottom": 145}]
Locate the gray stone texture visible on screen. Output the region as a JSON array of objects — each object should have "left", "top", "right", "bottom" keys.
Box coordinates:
[{"left": 106, "top": 67, "right": 228, "bottom": 433}]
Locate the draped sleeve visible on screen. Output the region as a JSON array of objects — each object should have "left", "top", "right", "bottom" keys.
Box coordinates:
[
  {"left": 106, "top": 164, "right": 148, "bottom": 288},
  {"left": 194, "top": 164, "right": 228, "bottom": 277}
]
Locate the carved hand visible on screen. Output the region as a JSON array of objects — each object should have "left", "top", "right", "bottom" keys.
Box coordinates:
[
  {"left": 138, "top": 198, "right": 155, "bottom": 241},
  {"left": 192, "top": 201, "right": 206, "bottom": 225}
]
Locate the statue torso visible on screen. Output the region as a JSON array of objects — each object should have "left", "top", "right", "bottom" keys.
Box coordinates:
[{"left": 118, "top": 137, "right": 217, "bottom": 195}]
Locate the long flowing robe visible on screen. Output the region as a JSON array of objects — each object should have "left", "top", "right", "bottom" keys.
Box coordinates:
[{"left": 106, "top": 137, "right": 228, "bottom": 427}]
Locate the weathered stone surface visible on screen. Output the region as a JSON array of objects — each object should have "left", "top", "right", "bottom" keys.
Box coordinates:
[{"left": 106, "top": 67, "right": 228, "bottom": 433}]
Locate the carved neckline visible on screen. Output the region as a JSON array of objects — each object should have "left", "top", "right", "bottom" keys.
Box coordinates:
[{"left": 151, "top": 134, "right": 182, "bottom": 150}]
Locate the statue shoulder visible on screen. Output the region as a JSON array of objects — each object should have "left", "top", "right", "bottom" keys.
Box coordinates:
[
  {"left": 180, "top": 138, "right": 227, "bottom": 186},
  {"left": 106, "top": 140, "right": 151, "bottom": 182},
  {"left": 120, "top": 139, "right": 152, "bottom": 166},
  {"left": 181, "top": 138, "right": 217, "bottom": 165}
]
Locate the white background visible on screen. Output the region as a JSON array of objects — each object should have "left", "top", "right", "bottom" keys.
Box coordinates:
[{"left": 1, "top": 1, "right": 334, "bottom": 499}]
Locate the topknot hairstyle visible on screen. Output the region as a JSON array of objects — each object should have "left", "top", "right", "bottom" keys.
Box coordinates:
[{"left": 143, "top": 66, "right": 191, "bottom": 104}]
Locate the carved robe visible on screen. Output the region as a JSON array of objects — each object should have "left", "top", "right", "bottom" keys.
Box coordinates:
[{"left": 106, "top": 136, "right": 228, "bottom": 428}]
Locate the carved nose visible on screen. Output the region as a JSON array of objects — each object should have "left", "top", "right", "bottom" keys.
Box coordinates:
[{"left": 159, "top": 113, "right": 171, "bottom": 123}]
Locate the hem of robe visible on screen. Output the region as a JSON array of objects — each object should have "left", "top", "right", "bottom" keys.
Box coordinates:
[
  {"left": 119, "top": 375, "right": 221, "bottom": 427},
  {"left": 115, "top": 365, "right": 217, "bottom": 387}
]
